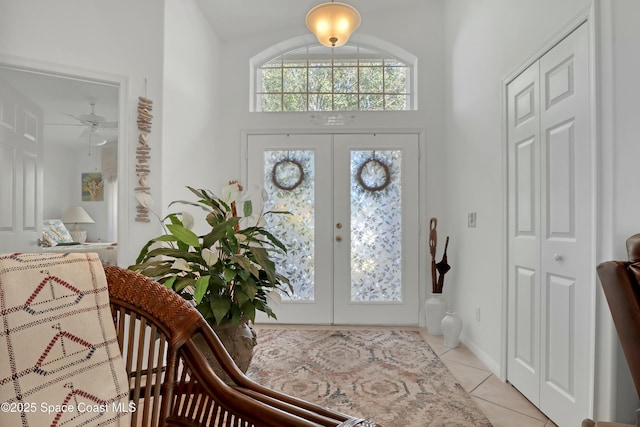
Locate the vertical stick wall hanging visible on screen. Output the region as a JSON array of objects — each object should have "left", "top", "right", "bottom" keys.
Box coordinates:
[{"left": 135, "top": 83, "right": 153, "bottom": 223}]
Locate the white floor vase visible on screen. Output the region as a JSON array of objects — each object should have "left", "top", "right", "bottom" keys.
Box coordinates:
[
  {"left": 441, "top": 311, "right": 463, "bottom": 348},
  {"left": 425, "top": 294, "right": 447, "bottom": 335}
]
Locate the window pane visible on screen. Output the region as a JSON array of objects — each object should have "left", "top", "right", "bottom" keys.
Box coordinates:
[
  {"left": 333, "top": 67, "right": 357, "bottom": 93},
  {"left": 283, "top": 68, "right": 307, "bottom": 92},
  {"left": 259, "top": 94, "right": 282, "bottom": 112},
  {"left": 283, "top": 59, "right": 307, "bottom": 68},
  {"left": 263, "top": 150, "right": 316, "bottom": 301},
  {"left": 359, "top": 94, "right": 384, "bottom": 110},
  {"left": 309, "top": 94, "right": 333, "bottom": 111},
  {"left": 358, "top": 59, "right": 383, "bottom": 67},
  {"left": 308, "top": 67, "right": 332, "bottom": 93},
  {"left": 385, "top": 94, "right": 409, "bottom": 110},
  {"left": 283, "top": 94, "right": 307, "bottom": 111},
  {"left": 334, "top": 94, "right": 358, "bottom": 111},
  {"left": 384, "top": 66, "right": 408, "bottom": 93},
  {"left": 350, "top": 150, "right": 402, "bottom": 302},
  {"left": 359, "top": 67, "right": 383, "bottom": 93},
  {"left": 259, "top": 68, "right": 282, "bottom": 92},
  {"left": 333, "top": 58, "right": 358, "bottom": 66},
  {"left": 262, "top": 58, "right": 282, "bottom": 68},
  {"left": 255, "top": 42, "right": 415, "bottom": 112}
]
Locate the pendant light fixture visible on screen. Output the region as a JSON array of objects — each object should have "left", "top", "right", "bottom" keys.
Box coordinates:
[{"left": 306, "top": 1, "right": 361, "bottom": 47}]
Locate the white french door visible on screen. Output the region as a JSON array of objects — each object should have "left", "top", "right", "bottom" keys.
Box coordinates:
[{"left": 246, "top": 133, "right": 419, "bottom": 325}]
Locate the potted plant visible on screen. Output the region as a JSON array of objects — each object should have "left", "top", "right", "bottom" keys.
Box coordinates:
[{"left": 129, "top": 182, "right": 291, "bottom": 376}]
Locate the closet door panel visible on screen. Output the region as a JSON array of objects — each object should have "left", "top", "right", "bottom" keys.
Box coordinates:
[
  {"left": 507, "top": 62, "right": 541, "bottom": 405},
  {"left": 539, "top": 22, "right": 590, "bottom": 427}
]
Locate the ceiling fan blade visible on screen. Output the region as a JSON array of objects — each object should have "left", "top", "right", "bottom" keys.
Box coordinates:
[
  {"left": 79, "top": 112, "right": 106, "bottom": 123},
  {"left": 101, "top": 121, "right": 118, "bottom": 129},
  {"left": 64, "top": 112, "right": 91, "bottom": 125},
  {"left": 45, "top": 122, "right": 85, "bottom": 126}
]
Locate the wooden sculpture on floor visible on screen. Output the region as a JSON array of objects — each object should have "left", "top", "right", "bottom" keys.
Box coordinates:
[{"left": 429, "top": 218, "right": 451, "bottom": 293}]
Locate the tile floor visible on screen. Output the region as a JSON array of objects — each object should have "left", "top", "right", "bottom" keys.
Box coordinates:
[
  {"left": 258, "top": 324, "right": 558, "bottom": 427},
  {"left": 420, "top": 329, "right": 558, "bottom": 427}
]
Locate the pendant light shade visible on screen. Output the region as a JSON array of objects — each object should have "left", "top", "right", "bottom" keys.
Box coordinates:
[{"left": 306, "top": 2, "right": 361, "bottom": 48}]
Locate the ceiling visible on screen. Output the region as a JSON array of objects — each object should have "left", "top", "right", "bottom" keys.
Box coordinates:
[
  {"left": 0, "top": 67, "right": 118, "bottom": 148},
  {"left": 195, "top": 0, "right": 423, "bottom": 41}
]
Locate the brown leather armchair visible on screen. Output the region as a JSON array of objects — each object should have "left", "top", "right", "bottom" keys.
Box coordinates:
[{"left": 582, "top": 234, "right": 640, "bottom": 427}]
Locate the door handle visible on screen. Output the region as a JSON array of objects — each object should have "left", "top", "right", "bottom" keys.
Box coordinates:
[
  {"left": 336, "top": 235, "right": 343, "bottom": 242},
  {"left": 553, "top": 253, "right": 563, "bottom": 262}
]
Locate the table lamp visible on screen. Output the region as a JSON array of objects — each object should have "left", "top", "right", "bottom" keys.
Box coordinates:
[{"left": 61, "top": 206, "right": 95, "bottom": 243}]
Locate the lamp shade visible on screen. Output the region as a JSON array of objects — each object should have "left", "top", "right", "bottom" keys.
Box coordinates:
[
  {"left": 61, "top": 206, "right": 95, "bottom": 224},
  {"left": 306, "top": 2, "right": 361, "bottom": 47}
]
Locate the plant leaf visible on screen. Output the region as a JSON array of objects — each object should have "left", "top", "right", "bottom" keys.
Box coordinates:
[
  {"left": 210, "top": 296, "right": 232, "bottom": 325},
  {"left": 167, "top": 224, "right": 201, "bottom": 248},
  {"left": 223, "top": 268, "right": 237, "bottom": 283},
  {"left": 243, "top": 200, "right": 252, "bottom": 217},
  {"left": 193, "top": 275, "right": 210, "bottom": 303},
  {"left": 163, "top": 275, "right": 177, "bottom": 289},
  {"left": 231, "top": 255, "right": 260, "bottom": 278}
]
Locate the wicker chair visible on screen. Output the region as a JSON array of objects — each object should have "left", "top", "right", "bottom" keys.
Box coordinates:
[{"left": 105, "top": 265, "right": 378, "bottom": 427}]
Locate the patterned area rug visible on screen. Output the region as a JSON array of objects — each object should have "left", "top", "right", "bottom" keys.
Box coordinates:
[{"left": 246, "top": 329, "right": 492, "bottom": 427}]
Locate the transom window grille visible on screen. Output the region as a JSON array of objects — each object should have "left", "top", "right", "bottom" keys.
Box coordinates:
[{"left": 255, "top": 44, "right": 414, "bottom": 112}]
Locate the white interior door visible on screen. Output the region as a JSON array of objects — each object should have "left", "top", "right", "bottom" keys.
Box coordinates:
[
  {"left": 0, "top": 77, "right": 43, "bottom": 253},
  {"left": 507, "top": 59, "right": 542, "bottom": 405},
  {"left": 247, "top": 133, "right": 420, "bottom": 325},
  {"left": 507, "top": 22, "right": 591, "bottom": 427}
]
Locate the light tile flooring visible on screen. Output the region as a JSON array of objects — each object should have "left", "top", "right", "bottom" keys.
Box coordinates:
[
  {"left": 257, "top": 324, "right": 558, "bottom": 427},
  {"left": 420, "top": 329, "right": 558, "bottom": 427}
]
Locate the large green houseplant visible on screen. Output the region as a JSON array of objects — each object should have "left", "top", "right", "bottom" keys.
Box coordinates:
[{"left": 129, "top": 183, "right": 291, "bottom": 374}]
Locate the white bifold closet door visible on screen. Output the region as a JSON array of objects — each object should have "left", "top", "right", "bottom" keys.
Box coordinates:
[{"left": 507, "top": 22, "right": 592, "bottom": 427}]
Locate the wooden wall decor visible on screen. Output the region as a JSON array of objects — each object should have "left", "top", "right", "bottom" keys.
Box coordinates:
[{"left": 135, "top": 95, "right": 153, "bottom": 222}]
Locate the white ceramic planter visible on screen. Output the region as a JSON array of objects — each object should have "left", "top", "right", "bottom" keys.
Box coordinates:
[
  {"left": 425, "top": 294, "right": 447, "bottom": 335},
  {"left": 441, "top": 311, "right": 463, "bottom": 348}
]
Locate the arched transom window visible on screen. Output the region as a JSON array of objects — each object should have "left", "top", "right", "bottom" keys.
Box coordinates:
[{"left": 253, "top": 42, "right": 416, "bottom": 112}]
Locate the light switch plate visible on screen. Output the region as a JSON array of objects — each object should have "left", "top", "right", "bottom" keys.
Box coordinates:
[{"left": 468, "top": 212, "right": 477, "bottom": 228}]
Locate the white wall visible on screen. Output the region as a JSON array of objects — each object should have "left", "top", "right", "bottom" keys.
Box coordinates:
[
  {"left": 0, "top": 0, "right": 166, "bottom": 264},
  {"left": 162, "top": 0, "right": 221, "bottom": 224},
  {"left": 43, "top": 144, "right": 75, "bottom": 221},
  {"left": 443, "top": 0, "right": 591, "bottom": 371},
  {"left": 600, "top": 0, "right": 640, "bottom": 420},
  {"left": 444, "top": 0, "right": 639, "bottom": 421}
]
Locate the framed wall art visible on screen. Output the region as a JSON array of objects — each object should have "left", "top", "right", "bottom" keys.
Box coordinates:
[{"left": 82, "top": 172, "right": 104, "bottom": 201}]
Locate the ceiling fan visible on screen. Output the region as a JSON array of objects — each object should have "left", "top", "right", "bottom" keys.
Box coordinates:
[{"left": 47, "top": 102, "right": 118, "bottom": 145}]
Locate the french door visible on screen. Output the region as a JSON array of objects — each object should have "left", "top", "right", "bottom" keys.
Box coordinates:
[{"left": 246, "top": 133, "right": 419, "bottom": 325}]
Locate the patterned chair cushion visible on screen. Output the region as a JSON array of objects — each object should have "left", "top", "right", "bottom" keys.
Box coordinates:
[{"left": 0, "top": 253, "right": 131, "bottom": 426}]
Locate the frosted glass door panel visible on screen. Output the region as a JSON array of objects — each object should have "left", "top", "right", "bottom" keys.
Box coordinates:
[
  {"left": 263, "top": 150, "right": 316, "bottom": 301},
  {"left": 350, "top": 150, "right": 402, "bottom": 302}
]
